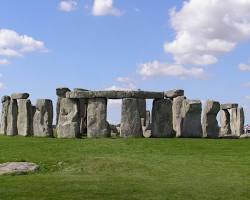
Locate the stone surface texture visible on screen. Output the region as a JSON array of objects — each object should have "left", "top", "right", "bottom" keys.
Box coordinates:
[
  {"left": 0, "top": 96, "right": 10, "bottom": 135},
  {"left": 172, "top": 96, "right": 186, "bottom": 137},
  {"left": 164, "top": 89, "right": 184, "bottom": 99},
  {"left": 236, "top": 107, "right": 245, "bottom": 136},
  {"left": 0, "top": 162, "right": 39, "bottom": 175},
  {"left": 6, "top": 99, "right": 18, "bottom": 136},
  {"left": 220, "top": 109, "right": 231, "bottom": 136},
  {"left": 11, "top": 93, "right": 29, "bottom": 100}
]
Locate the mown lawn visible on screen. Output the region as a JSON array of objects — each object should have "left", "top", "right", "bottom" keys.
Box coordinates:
[{"left": 0, "top": 136, "right": 250, "bottom": 200}]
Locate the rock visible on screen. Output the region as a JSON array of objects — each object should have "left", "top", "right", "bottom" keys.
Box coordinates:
[
  {"left": 202, "top": 100, "right": 220, "bottom": 138},
  {"left": 110, "top": 124, "right": 119, "bottom": 137},
  {"left": 120, "top": 98, "right": 143, "bottom": 137},
  {"left": 57, "top": 98, "right": 80, "bottom": 138},
  {"left": 87, "top": 98, "right": 110, "bottom": 138},
  {"left": 6, "top": 99, "right": 18, "bottom": 136},
  {"left": 181, "top": 100, "right": 203, "bottom": 138},
  {"left": 236, "top": 107, "right": 245, "bottom": 136},
  {"left": 33, "top": 99, "right": 53, "bottom": 137},
  {"left": 0, "top": 96, "right": 10, "bottom": 135},
  {"left": 56, "top": 87, "right": 71, "bottom": 125},
  {"left": 10, "top": 93, "right": 29, "bottom": 100},
  {"left": 17, "top": 99, "right": 33, "bottom": 137},
  {"left": 73, "top": 88, "right": 89, "bottom": 92},
  {"left": 137, "top": 99, "right": 147, "bottom": 126},
  {"left": 78, "top": 98, "right": 87, "bottom": 137},
  {"left": 164, "top": 89, "right": 184, "bottom": 99},
  {"left": 142, "top": 124, "right": 152, "bottom": 138},
  {"left": 220, "top": 104, "right": 238, "bottom": 110},
  {"left": 0, "top": 162, "right": 39, "bottom": 175},
  {"left": 151, "top": 99, "right": 174, "bottom": 138},
  {"left": 220, "top": 109, "right": 231, "bottom": 136},
  {"left": 240, "top": 133, "right": 250, "bottom": 138},
  {"left": 67, "top": 90, "right": 164, "bottom": 99},
  {"left": 230, "top": 108, "right": 238, "bottom": 136},
  {"left": 172, "top": 96, "right": 186, "bottom": 137},
  {"left": 145, "top": 110, "right": 150, "bottom": 127}
]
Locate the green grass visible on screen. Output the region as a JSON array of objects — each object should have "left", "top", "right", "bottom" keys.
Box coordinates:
[{"left": 0, "top": 136, "right": 250, "bottom": 200}]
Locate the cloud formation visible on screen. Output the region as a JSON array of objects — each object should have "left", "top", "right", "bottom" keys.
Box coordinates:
[
  {"left": 239, "top": 63, "right": 250, "bottom": 72},
  {"left": 58, "top": 0, "right": 77, "bottom": 12},
  {"left": 0, "top": 59, "right": 9, "bottom": 65},
  {"left": 92, "top": 0, "right": 122, "bottom": 16}
]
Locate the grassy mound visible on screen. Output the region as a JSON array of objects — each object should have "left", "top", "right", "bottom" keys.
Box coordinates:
[{"left": 0, "top": 136, "right": 250, "bottom": 200}]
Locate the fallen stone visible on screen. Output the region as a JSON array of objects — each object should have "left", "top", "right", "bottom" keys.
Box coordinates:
[
  {"left": 202, "top": 100, "right": 220, "bottom": 138},
  {"left": 0, "top": 162, "right": 39, "bottom": 175},
  {"left": 236, "top": 107, "right": 245, "bottom": 136},
  {"left": 164, "top": 89, "right": 184, "bottom": 99},
  {"left": 87, "top": 98, "right": 110, "bottom": 138},
  {"left": 11, "top": 93, "right": 29, "bottom": 100},
  {"left": 221, "top": 103, "right": 238, "bottom": 110},
  {"left": 220, "top": 109, "right": 231, "bottom": 136},
  {"left": 240, "top": 133, "right": 250, "bottom": 139},
  {"left": 33, "top": 99, "right": 53, "bottom": 137},
  {"left": 6, "top": 99, "right": 18, "bottom": 136},
  {"left": 120, "top": 98, "right": 143, "bottom": 137},
  {"left": 172, "top": 96, "right": 186, "bottom": 137},
  {"left": 152, "top": 99, "right": 174, "bottom": 138},
  {"left": 57, "top": 98, "right": 80, "bottom": 138},
  {"left": 17, "top": 99, "right": 33, "bottom": 137},
  {"left": 67, "top": 90, "right": 164, "bottom": 99},
  {"left": 0, "top": 96, "right": 10, "bottom": 135},
  {"left": 181, "top": 100, "right": 203, "bottom": 138}
]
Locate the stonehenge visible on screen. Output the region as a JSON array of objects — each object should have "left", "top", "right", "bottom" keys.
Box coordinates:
[{"left": 0, "top": 88, "right": 248, "bottom": 139}]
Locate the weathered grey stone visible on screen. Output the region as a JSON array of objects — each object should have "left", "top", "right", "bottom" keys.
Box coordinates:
[
  {"left": 87, "top": 98, "right": 110, "bottom": 138},
  {"left": 17, "top": 99, "right": 33, "bottom": 136},
  {"left": 145, "top": 110, "right": 150, "bottom": 127},
  {"left": 142, "top": 125, "right": 152, "bottom": 138},
  {"left": 11, "top": 93, "right": 29, "bottom": 100},
  {"left": 240, "top": 133, "right": 250, "bottom": 138},
  {"left": 220, "top": 109, "right": 231, "bottom": 136},
  {"left": 221, "top": 104, "right": 238, "bottom": 110},
  {"left": 152, "top": 99, "right": 174, "bottom": 138},
  {"left": 138, "top": 99, "right": 146, "bottom": 126},
  {"left": 33, "top": 99, "right": 53, "bottom": 137},
  {"left": 6, "top": 99, "right": 18, "bottom": 136},
  {"left": 120, "top": 98, "right": 143, "bottom": 137},
  {"left": 56, "top": 87, "right": 71, "bottom": 125},
  {"left": 67, "top": 90, "right": 164, "bottom": 99},
  {"left": 236, "top": 107, "right": 244, "bottom": 136},
  {"left": 110, "top": 124, "right": 119, "bottom": 137},
  {"left": 78, "top": 98, "right": 87, "bottom": 136},
  {"left": 164, "top": 89, "right": 184, "bottom": 99},
  {"left": 0, "top": 96, "right": 10, "bottom": 135},
  {"left": 73, "top": 88, "right": 89, "bottom": 92},
  {"left": 0, "top": 162, "right": 39, "bottom": 175},
  {"left": 202, "top": 100, "right": 220, "bottom": 138},
  {"left": 57, "top": 98, "right": 80, "bottom": 138},
  {"left": 230, "top": 108, "right": 238, "bottom": 136},
  {"left": 181, "top": 100, "right": 202, "bottom": 138},
  {"left": 172, "top": 96, "right": 186, "bottom": 137}
]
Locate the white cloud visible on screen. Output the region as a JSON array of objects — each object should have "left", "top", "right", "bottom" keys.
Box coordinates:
[
  {"left": 58, "top": 0, "right": 77, "bottom": 12},
  {"left": 137, "top": 60, "right": 206, "bottom": 79},
  {"left": 0, "top": 29, "right": 45, "bottom": 58},
  {"left": 92, "top": 0, "right": 122, "bottom": 16},
  {"left": 246, "top": 96, "right": 250, "bottom": 100},
  {"left": 0, "top": 59, "right": 9, "bottom": 65},
  {"left": 239, "top": 63, "right": 250, "bottom": 71},
  {"left": 165, "top": 0, "right": 250, "bottom": 66}
]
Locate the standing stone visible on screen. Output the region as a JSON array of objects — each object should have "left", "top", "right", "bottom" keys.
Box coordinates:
[
  {"left": 202, "top": 100, "right": 220, "bottom": 138},
  {"left": 137, "top": 99, "right": 147, "bottom": 126},
  {"left": 230, "top": 108, "right": 238, "bottom": 136},
  {"left": 6, "top": 99, "right": 18, "bottom": 136},
  {"left": 56, "top": 87, "right": 71, "bottom": 125},
  {"left": 172, "top": 96, "right": 186, "bottom": 137},
  {"left": 33, "top": 99, "right": 53, "bottom": 137},
  {"left": 17, "top": 99, "right": 33, "bottom": 136},
  {"left": 87, "top": 98, "right": 110, "bottom": 138},
  {"left": 0, "top": 96, "right": 10, "bottom": 135},
  {"left": 220, "top": 109, "right": 231, "bottom": 136},
  {"left": 181, "top": 100, "right": 202, "bottom": 138},
  {"left": 145, "top": 110, "right": 150, "bottom": 127},
  {"left": 57, "top": 98, "right": 80, "bottom": 138},
  {"left": 151, "top": 99, "right": 174, "bottom": 138},
  {"left": 120, "top": 98, "right": 143, "bottom": 138},
  {"left": 236, "top": 107, "right": 244, "bottom": 136},
  {"left": 78, "top": 98, "right": 87, "bottom": 136}
]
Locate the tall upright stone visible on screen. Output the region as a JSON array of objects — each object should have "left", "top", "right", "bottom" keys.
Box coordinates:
[
  {"left": 220, "top": 109, "right": 231, "bottom": 136},
  {"left": 33, "top": 99, "right": 53, "bottom": 137},
  {"left": 56, "top": 87, "right": 71, "bottom": 125},
  {"left": 137, "top": 99, "right": 147, "bottom": 126},
  {"left": 230, "top": 108, "right": 238, "bottom": 136},
  {"left": 17, "top": 99, "right": 33, "bottom": 136},
  {"left": 87, "top": 98, "right": 110, "bottom": 138},
  {"left": 145, "top": 110, "right": 150, "bottom": 127},
  {"left": 172, "top": 96, "right": 186, "bottom": 137},
  {"left": 152, "top": 99, "right": 174, "bottom": 138},
  {"left": 57, "top": 98, "right": 80, "bottom": 138},
  {"left": 6, "top": 99, "right": 18, "bottom": 136},
  {"left": 120, "top": 98, "right": 143, "bottom": 138},
  {"left": 181, "top": 100, "right": 202, "bottom": 138},
  {"left": 236, "top": 107, "right": 244, "bottom": 136},
  {"left": 0, "top": 96, "right": 10, "bottom": 135},
  {"left": 202, "top": 100, "right": 220, "bottom": 138}
]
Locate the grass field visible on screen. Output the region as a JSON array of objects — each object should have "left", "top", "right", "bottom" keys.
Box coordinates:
[{"left": 0, "top": 136, "right": 250, "bottom": 200}]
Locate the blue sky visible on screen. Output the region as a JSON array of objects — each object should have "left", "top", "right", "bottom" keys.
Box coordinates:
[{"left": 0, "top": 0, "right": 249, "bottom": 124}]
